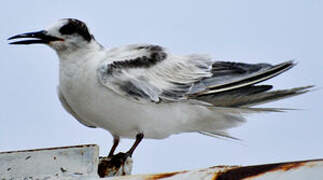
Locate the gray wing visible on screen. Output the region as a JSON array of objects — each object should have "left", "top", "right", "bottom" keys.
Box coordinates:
[
  {"left": 97, "top": 44, "right": 212, "bottom": 103},
  {"left": 97, "top": 45, "right": 311, "bottom": 105}
]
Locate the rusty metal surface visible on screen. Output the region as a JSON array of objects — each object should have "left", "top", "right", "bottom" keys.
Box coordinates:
[
  {"left": 105, "top": 159, "right": 323, "bottom": 180},
  {"left": 0, "top": 144, "right": 322, "bottom": 179},
  {"left": 212, "top": 159, "right": 323, "bottom": 180}
]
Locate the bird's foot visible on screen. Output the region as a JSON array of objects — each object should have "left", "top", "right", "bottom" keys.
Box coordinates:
[{"left": 98, "top": 152, "right": 133, "bottom": 177}]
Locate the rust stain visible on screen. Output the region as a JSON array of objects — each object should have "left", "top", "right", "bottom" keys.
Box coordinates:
[
  {"left": 279, "top": 162, "right": 305, "bottom": 171},
  {"left": 146, "top": 171, "right": 186, "bottom": 180},
  {"left": 212, "top": 159, "right": 321, "bottom": 180},
  {"left": 213, "top": 163, "right": 281, "bottom": 180},
  {"left": 209, "top": 165, "right": 237, "bottom": 169},
  {"left": 98, "top": 155, "right": 122, "bottom": 177}
]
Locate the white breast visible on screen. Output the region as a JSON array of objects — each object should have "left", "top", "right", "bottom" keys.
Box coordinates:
[{"left": 58, "top": 51, "right": 200, "bottom": 139}]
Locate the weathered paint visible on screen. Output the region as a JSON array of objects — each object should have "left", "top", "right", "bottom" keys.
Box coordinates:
[
  {"left": 0, "top": 144, "right": 99, "bottom": 179},
  {"left": 106, "top": 159, "right": 323, "bottom": 180},
  {"left": 0, "top": 145, "right": 322, "bottom": 180}
]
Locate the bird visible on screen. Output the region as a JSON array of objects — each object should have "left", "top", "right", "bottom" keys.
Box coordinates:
[{"left": 8, "top": 18, "right": 312, "bottom": 160}]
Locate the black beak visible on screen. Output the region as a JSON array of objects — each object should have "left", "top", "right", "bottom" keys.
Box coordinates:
[{"left": 8, "top": 30, "right": 63, "bottom": 45}]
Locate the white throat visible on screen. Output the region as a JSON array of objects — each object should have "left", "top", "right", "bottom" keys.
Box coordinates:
[{"left": 54, "top": 40, "right": 103, "bottom": 62}]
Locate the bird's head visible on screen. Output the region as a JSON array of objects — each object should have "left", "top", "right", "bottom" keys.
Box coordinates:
[{"left": 8, "top": 18, "right": 95, "bottom": 53}]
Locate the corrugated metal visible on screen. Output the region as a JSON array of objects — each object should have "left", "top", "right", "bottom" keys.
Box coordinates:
[{"left": 1, "top": 145, "right": 322, "bottom": 180}]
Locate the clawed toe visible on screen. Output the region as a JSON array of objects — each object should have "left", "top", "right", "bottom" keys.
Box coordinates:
[{"left": 98, "top": 152, "right": 133, "bottom": 177}]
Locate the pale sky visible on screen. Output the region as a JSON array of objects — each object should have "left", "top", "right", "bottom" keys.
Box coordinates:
[{"left": 1, "top": 0, "right": 322, "bottom": 174}]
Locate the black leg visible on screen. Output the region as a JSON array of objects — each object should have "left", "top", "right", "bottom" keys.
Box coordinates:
[
  {"left": 127, "top": 133, "right": 144, "bottom": 156},
  {"left": 98, "top": 133, "right": 143, "bottom": 177},
  {"left": 108, "top": 135, "right": 120, "bottom": 157}
]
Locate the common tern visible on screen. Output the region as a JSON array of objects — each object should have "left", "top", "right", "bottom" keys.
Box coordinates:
[{"left": 8, "top": 18, "right": 312, "bottom": 163}]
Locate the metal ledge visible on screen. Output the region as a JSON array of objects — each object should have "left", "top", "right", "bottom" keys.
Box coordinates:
[{"left": 1, "top": 144, "right": 322, "bottom": 180}]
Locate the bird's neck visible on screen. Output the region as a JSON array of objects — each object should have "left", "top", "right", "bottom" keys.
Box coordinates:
[
  {"left": 56, "top": 40, "right": 104, "bottom": 63},
  {"left": 58, "top": 40, "right": 105, "bottom": 79}
]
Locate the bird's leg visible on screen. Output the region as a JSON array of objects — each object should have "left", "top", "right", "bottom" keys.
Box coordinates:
[
  {"left": 108, "top": 135, "right": 120, "bottom": 157},
  {"left": 127, "top": 133, "right": 144, "bottom": 156},
  {"left": 98, "top": 133, "right": 143, "bottom": 177}
]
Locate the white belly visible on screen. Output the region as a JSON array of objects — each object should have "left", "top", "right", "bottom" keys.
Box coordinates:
[{"left": 59, "top": 61, "right": 201, "bottom": 139}]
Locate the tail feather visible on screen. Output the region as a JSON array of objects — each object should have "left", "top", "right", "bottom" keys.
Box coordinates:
[
  {"left": 199, "top": 85, "right": 313, "bottom": 107},
  {"left": 199, "top": 131, "right": 241, "bottom": 141},
  {"left": 190, "top": 60, "right": 313, "bottom": 140},
  {"left": 191, "top": 61, "right": 295, "bottom": 96}
]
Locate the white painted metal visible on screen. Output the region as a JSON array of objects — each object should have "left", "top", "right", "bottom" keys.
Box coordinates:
[
  {"left": 1, "top": 145, "right": 322, "bottom": 180},
  {"left": 0, "top": 144, "right": 99, "bottom": 179}
]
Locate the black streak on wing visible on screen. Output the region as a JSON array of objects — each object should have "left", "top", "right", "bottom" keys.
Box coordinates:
[
  {"left": 59, "top": 18, "right": 92, "bottom": 42},
  {"left": 209, "top": 62, "right": 293, "bottom": 91},
  {"left": 195, "top": 85, "right": 273, "bottom": 107},
  {"left": 119, "top": 81, "right": 150, "bottom": 100},
  {"left": 198, "top": 85, "right": 273, "bottom": 98},
  {"left": 107, "top": 45, "right": 167, "bottom": 73},
  {"left": 211, "top": 61, "right": 272, "bottom": 76}
]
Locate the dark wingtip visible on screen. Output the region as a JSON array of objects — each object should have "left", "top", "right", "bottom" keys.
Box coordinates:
[
  {"left": 298, "top": 85, "right": 315, "bottom": 92},
  {"left": 279, "top": 60, "right": 297, "bottom": 68}
]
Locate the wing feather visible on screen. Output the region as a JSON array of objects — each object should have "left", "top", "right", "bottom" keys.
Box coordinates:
[{"left": 97, "top": 44, "right": 304, "bottom": 105}]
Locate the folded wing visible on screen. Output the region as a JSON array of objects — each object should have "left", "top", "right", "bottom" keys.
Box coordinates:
[{"left": 97, "top": 44, "right": 311, "bottom": 106}]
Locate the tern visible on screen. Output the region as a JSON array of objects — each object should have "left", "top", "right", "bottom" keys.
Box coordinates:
[{"left": 8, "top": 18, "right": 312, "bottom": 161}]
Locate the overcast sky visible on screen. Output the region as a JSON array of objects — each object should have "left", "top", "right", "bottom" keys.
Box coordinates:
[{"left": 1, "top": 0, "right": 322, "bottom": 174}]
